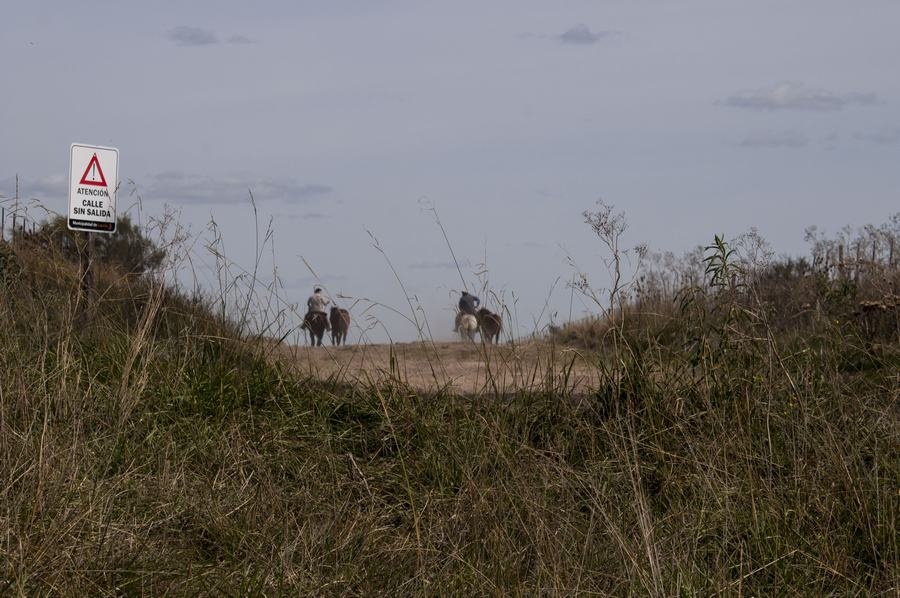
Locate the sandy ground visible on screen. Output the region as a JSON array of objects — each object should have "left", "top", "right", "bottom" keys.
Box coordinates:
[{"left": 276, "top": 340, "right": 603, "bottom": 395}]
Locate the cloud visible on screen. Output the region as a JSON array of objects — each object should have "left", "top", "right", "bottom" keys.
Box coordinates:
[
  {"left": 854, "top": 127, "right": 900, "bottom": 145},
  {"left": 0, "top": 173, "right": 67, "bottom": 202},
  {"left": 558, "top": 24, "right": 615, "bottom": 45},
  {"left": 143, "top": 172, "right": 333, "bottom": 205},
  {"left": 738, "top": 130, "right": 809, "bottom": 149},
  {"left": 226, "top": 34, "right": 255, "bottom": 45},
  {"left": 721, "top": 81, "right": 877, "bottom": 112},
  {"left": 166, "top": 27, "right": 255, "bottom": 47},
  {"left": 167, "top": 26, "right": 219, "bottom": 47}
]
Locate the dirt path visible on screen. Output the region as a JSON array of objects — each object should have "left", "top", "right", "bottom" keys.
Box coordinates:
[{"left": 277, "top": 340, "right": 602, "bottom": 395}]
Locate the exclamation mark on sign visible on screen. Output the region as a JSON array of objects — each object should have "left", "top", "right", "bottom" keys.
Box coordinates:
[{"left": 79, "top": 153, "right": 108, "bottom": 187}]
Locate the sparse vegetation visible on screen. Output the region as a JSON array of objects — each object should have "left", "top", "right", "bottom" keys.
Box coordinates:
[
  {"left": 26, "top": 214, "right": 167, "bottom": 275},
  {"left": 0, "top": 213, "right": 897, "bottom": 595}
]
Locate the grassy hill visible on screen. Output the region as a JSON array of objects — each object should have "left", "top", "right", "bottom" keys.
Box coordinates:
[{"left": 0, "top": 220, "right": 897, "bottom": 595}]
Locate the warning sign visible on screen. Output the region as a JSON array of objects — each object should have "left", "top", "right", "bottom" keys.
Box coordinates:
[
  {"left": 68, "top": 143, "right": 118, "bottom": 233},
  {"left": 79, "top": 154, "right": 108, "bottom": 187}
]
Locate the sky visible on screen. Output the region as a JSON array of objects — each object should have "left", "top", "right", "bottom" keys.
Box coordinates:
[{"left": 2, "top": 0, "right": 898, "bottom": 343}]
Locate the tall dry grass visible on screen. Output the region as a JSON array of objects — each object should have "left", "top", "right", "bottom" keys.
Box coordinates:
[{"left": 0, "top": 212, "right": 897, "bottom": 595}]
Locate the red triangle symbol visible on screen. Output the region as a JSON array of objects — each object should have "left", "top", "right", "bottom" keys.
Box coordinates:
[{"left": 79, "top": 153, "right": 108, "bottom": 187}]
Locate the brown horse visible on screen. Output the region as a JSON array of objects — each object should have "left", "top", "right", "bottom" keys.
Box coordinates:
[
  {"left": 330, "top": 306, "right": 350, "bottom": 346},
  {"left": 477, "top": 307, "right": 502, "bottom": 344},
  {"left": 301, "top": 311, "right": 328, "bottom": 346}
]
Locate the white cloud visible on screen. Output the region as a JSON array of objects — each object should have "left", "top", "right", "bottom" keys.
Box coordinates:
[
  {"left": 143, "top": 172, "right": 332, "bottom": 205},
  {"left": 722, "top": 81, "right": 876, "bottom": 112},
  {"left": 738, "top": 130, "right": 809, "bottom": 149},
  {"left": 0, "top": 173, "right": 67, "bottom": 202},
  {"left": 166, "top": 26, "right": 219, "bottom": 47},
  {"left": 226, "top": 34, "right": 255, "bottom": 45},
  {"left": 854, "top": 127, "right": 900, "bottom": 145},
  {"left": 558, "top": 24, "right": 616, "bottom": 45}
]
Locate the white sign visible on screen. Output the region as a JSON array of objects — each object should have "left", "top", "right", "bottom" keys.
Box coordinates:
[{"left": 68, "top": 143, "right": 118, "bottom": 233}]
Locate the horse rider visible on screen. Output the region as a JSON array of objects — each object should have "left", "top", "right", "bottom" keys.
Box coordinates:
[
  {"left": 306, "top": 287, "right": 331, "bottom": 331},
  {"left": 454, "top": 290, "right": 480, "bottom": 332}
]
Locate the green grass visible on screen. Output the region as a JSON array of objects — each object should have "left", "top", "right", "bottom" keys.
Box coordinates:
[{"left": 0, "top": 237, "right": 897, "bottom": 595}]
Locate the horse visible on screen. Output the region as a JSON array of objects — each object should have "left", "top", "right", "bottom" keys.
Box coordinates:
[
  {"left": 301, "top": 311, "right": 328, "bottom": 346},
  {"left": 457, "top": 313, "right": 478, "bottom": 341},
  {"left": 477, "top": 307, "right": 502, "bottom": 344},
  {"left": 330, "top": 306, "right": 350, "bottom": 346}
]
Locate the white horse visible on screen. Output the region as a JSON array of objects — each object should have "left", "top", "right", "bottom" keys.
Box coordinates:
[{"left": 457, "top": 313, "right": 478, "bottom": 341}]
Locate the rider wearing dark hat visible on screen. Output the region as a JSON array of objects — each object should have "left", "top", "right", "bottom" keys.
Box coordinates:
[{"left": 454, "top": 290, "right": 480, "bottom": 332}]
